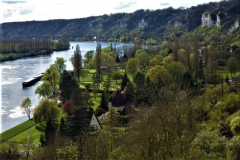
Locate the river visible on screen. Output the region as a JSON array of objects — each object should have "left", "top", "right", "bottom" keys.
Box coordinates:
[{"left": 0, "top": 41, "right": 125, "bottom": 133}]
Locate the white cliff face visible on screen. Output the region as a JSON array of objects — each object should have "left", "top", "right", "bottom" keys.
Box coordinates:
[
  {"left": 89, "top": 23, "right": 92, "bottom": 28},
  {"left": 202, "top": 14, "right": 214, "bottom": 26},
  {"left": 139, "top": 19, "right": 147, "bottom": 28},
  {"left": 228, "top": 19, "right": 239, "bottom": 34},
  {"left": 216, "top": 14, "right": 221, "bottom": 27},
  {"left": 175, "top": 21, "right": 183, "bottom": 27},
  {"left": 116, "top": 22, "right": 127, "bottom": 28},
  {"left": 202, "top": 13, "right": 221, "bottom": 27}
]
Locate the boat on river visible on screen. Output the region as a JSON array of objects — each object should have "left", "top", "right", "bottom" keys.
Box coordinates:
[{"left": 22, "top": 73, "right": 44, "bottom": 87}]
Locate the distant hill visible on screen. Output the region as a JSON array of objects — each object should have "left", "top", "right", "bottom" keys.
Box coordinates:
[{"left": 1, "top": 0, "right": 240, "bottom": 44}]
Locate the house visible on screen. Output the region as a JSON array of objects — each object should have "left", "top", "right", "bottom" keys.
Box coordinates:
[
  {"left": 79, "top": 110, "right": 102, "bottom": 130},
  {"left": 230, "top": 75, "right": 240, "bottom": 86},
  {"left": 108, "top": 90, "right": 134, "bottom": 115}
]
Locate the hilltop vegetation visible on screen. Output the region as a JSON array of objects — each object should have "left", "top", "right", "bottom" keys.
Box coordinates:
[{"left": 1, "top": 0, "right": 240, "bottom": 45}]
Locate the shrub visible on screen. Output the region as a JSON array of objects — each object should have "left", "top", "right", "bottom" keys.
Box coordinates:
[
  {"left": 227, "top": 135, "right": 240, "bottom": 160},
  {"left": 230, "top": 116, "right": 240, "bottom": 135}
]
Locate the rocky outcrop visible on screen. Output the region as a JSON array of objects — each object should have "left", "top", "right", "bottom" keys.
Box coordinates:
[{"left": 228, "top": 19, "right": 239, "bottom": 34}]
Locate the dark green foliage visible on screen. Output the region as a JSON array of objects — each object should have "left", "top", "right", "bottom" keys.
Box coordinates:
[
  {"left": 115, "top": 54, "right": 120, "bottom": 63},
  {"left": 95, "top": 107, "right": 105, "bottom": 116},
  {"left": 64, "top": 106, "right": 89, "bottom": 137},
  {"left": 120, "top": 73, "right": 130, "bottom": 91},
  {"left": 71, "top": 87, "right": 85, "bottom": 107},
  {"left": 44, "top": 120, "right": 57, "bottom": 145},
  {"left": 72, "top": 44, "right": 82, "bottom": 82},
  {"left": 59, "top": 117, "right": 65, "bottom": 136},
  {"left": 99, "top": 92, "right": 108, "bottom": 112},
  {"left": 59, "top": 70, "right": 78, "bottom": 103},
  {"left": 134, "top": 72, "right": 146, "bottom": 105},
  {"left": 95, "top": 42, "right": 102, "bottom": 84}
]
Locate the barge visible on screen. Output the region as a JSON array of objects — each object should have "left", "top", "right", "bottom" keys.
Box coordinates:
[{"left": 22, "top": 73, "right": 44, "bottom": 87}]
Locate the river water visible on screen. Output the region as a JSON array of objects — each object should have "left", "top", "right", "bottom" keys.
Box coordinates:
[{"left": 0, "top": 41, "right": 124, "bottom": 133}]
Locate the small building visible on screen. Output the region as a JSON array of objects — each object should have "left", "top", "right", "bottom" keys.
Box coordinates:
[
  {"left": 108, "top": 90, "right": 134, "bottom": 115},
  {"left": 231, "top": 75, "right": 240, "bottom": 86},
  {"left": 79, "top": 110, "right": 102, "bottom": 130}
]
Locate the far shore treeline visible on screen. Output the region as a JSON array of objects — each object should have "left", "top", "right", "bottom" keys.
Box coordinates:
[{"left": 0, "top": 38, "right": 69, "bottom": 62}]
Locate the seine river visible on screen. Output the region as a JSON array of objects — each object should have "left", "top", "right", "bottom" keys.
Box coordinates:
[{"left": 0, "top": 41, "right": 124, "bottom": 133}]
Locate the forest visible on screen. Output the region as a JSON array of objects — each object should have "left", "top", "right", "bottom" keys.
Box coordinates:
[
  {"left": 0, "top": 0, "right": 240, "bottom": 159},
  {"left": 0, "top": 37, "right": 69, "bottom": 61},
  {"left": 1, "top": 32, "right": 240, "bottom": 159},
  {"left": 1, "top": 0, "right": 239, "bottom": 43}
]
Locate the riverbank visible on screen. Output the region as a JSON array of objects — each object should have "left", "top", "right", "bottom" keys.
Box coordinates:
[{"left": 0, "top": 48, "right": 70, "bottom": 62}]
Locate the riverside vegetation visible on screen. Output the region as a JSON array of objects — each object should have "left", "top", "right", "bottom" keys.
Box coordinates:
[
  {"left": 1, "top": 0, "right": 240, "bottom": 159},
  {"left": 0, "top": 34, "right": 240, "bottom": 159}
]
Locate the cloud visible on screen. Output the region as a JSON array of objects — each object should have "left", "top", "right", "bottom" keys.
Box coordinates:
[
  {"left": 1, "top": 0, "right": 222, "bottom": 23},
  {"left": 2, "top": 0, "right": 26, "bottom": 3},
  {"left": 160, "top": 3, "right": 170, "bottom": 6},
  {"left": 20, "top": 9, "right": 32, "bottom": 15},
  {"left": 115, "top": 2, "right": 137, "bottom": 10}
]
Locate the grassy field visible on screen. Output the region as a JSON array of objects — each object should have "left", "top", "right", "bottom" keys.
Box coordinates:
[
  {"left": 0, "top": 120, "right": 35, "bottom": 142},
  {"left": 215, "top": 69, "right": 240, "bottom": 79}
]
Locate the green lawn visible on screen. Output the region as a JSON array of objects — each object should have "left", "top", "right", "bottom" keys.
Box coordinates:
[
  {"left": 215, "top": 69, "right": 240, "bottom": 79},
  {"left": 0, "top": 120, "right": 35, "bottom": 142}
]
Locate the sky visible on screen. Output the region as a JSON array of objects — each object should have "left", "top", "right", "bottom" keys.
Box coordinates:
[{"left": 1, "top": 0, "right": 222, "bottom": 23}]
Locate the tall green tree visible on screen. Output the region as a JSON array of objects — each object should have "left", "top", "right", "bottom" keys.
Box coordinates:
[
  {"left": 35, "top": 81, "right": 52, "bottom": 99},
  {"left": 135, "top": 49, "right": 150, "bottom": 69},
  {"left": 126, "top": 58, "right": 140, "bottom": 78},
  {"left": 121, "top": 73, "right": 130, "bottom": 91},
  {"left": 227, "top": 57, "right": 239, "bottom": 76},
  {"left": 72, "top": 44, "right": 82, "bottom": 82},
  {"left": 59, "top": 70, "right": 78, "bottom": 103},
  {"left": 33, "top": 99, "right": 60, "bottom": 145},
  {"left": 54, "top": 57, "right": 66, "bottom": 74},
  {"left": 112, "top": 71, "right": 123, "bottom": 83},
  {"left": 84, "top": 50, "right": 94, "bottom": 66},
  {"left": 173, "top": 39, "right": 179, "bottom": 62},
  {"left": 42, "top": 64, "right": 60, "bottom": 96},
  {"left": 21, "top": 97, "right": 32, "bottom": 120},
  {"left": 95, "top": 42, "right": 102, "bottom": 84}
]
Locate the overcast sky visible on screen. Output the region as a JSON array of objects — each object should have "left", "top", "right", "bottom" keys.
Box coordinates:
[{"left": 1, "top": 0, "right": 221, "bottom": 23}]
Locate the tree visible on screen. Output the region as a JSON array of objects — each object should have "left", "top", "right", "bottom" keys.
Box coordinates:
[
  {"left": 124, "top": 82, "right": 136, "bottom": 95},
  {"left": 126, "top": 58, "right": 140, "bottom": 78},
  {"left": 99, "top": 92, "right": 108, "bottom": 112},
  {"left": 173, "top": 39, "right": 179, "bottom": 61},
  {"left": 146, "top": 65, "right": 172, "bottom": 84},
  {"left": 115, "top": 54, "right": 120, "bottom": 63},
  {"left": 227, "top": 135, "right": 240, "bottom": 160},
  {"left": 59, "top": 70, "right": 78, "bottom": 103},
  {"left": 33, "top": 98, "right": 60, "bottom": 145},
  {"left": 135, "top": 49, "right": 150, "bottom": 69},
  {"left": 227, "top": 57, "right": 239, "bottom": 76},
  {"left": 54, "top": 57, "right": 66, "bottom": 74},
  {"left": 95, "top": 42, "right": 102, "bottom": 84},
  {"left": 21, "top": 97, "right": 32, "bottom": 120},
  {"left": 230, "top": 116, "right": 240, "bottom": 135},
  {"left": 149, "top": 58, "right": 161, "bottom": 68},
  {"left": 81, "top": 69, "right": 88, "bottom": 81},
  {"left": 72, "top": 44, "right": 82, "bottom": 82},
  {"left": 35, "top": 81, "right": 52, "bottom": 99},
  {"left": 167, "top": 61, "right": 185, "bottom": 84},
  {"left": 121, "top": 73, "right": 130, "bottom": 91},
  {"left": 112, "top": 71, "right": 123, "bottom": 83},
  {"left": 42, "top": 64, "right": 60, "bottom": 96},
  {"left": 84, "top": 50, "right": 94, "bottom": 66}
]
